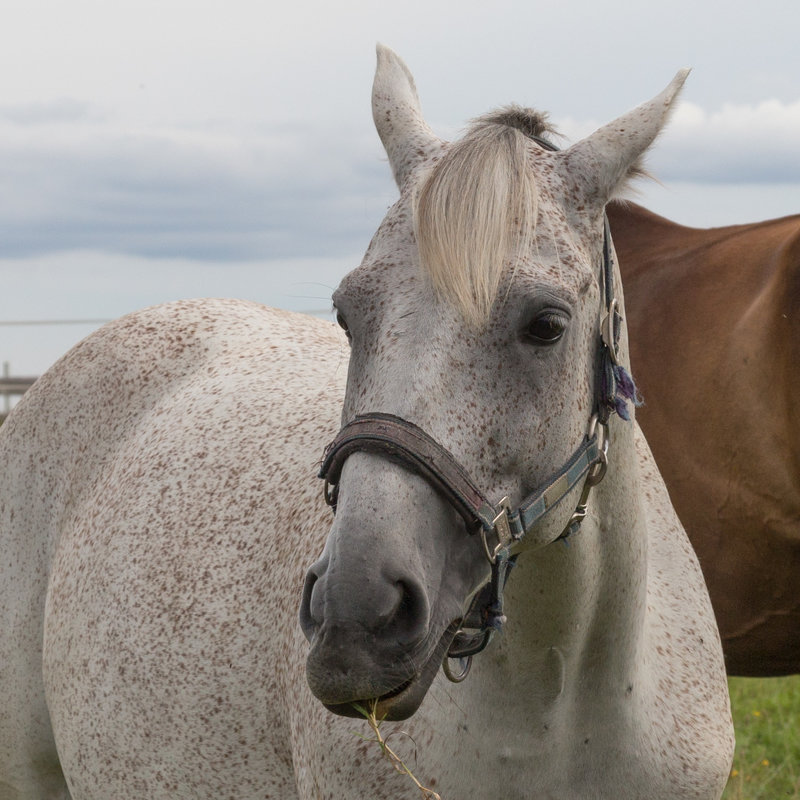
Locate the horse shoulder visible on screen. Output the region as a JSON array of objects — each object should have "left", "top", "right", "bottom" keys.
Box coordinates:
[
  {"left": 615, "top": 209, "right": 800, "bottom": 537},
  {"left": 755, "top": 215, "right": 800, "bottom": 523},
  {"left": 694, "top": 217, "right": 800, "bottom": 533},
  {"left": 774, "top": 216, "right": 800, "bottom": 433},
  {"left": 0, "top": 298, "right": 241, "bottom": 797}
]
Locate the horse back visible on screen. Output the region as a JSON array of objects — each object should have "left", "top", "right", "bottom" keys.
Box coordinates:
[{"left": 1, "top": 299, "right": 346, "bottom": 798}]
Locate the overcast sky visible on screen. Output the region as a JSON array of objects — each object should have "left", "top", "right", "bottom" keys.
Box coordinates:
[{"left": 1, "top": 0, "right": 798, "bottom": 375}]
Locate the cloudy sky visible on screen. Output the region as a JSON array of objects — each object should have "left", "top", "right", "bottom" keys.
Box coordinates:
[{"left": 1, "top": 0, "right": 798, "bottom": 375}]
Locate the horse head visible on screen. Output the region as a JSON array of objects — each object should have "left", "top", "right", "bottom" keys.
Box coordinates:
[{"left": 299, "top": 45, "right": 687, "bottom": 721}]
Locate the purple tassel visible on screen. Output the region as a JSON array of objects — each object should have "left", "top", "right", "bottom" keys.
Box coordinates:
[{"left": 612, "top": 365, "right": 642, "bottom": 421}]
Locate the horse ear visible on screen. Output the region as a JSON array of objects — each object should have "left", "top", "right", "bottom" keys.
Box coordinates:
[
  {"left": 372, "top": 44, "right": 442, "bottom": 188},
  {"left": 558, "top": 69, "right": 689, "bottom": 204}
]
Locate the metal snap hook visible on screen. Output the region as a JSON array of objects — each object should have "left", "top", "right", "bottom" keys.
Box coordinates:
[{"left": 442, "top": 655, "right": 472, "bottom": 683}]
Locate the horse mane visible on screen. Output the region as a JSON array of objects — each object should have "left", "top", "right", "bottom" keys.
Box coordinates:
[{"left": 414, "top": 106, "right": 559, "bottom": 328}]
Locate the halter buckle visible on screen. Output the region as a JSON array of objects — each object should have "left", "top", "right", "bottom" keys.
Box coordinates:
[
  {"left": 601, "top": 297, "right": 621, "bottom": 367},
  {"left": 586, "top": 417, "right": 609, "bottom": 487},
  {"left": 481, "top": 496, "right": 512, "bottom": 564},
  {"left": 558, "top": 416, "right": 610, "bottom": 542}
]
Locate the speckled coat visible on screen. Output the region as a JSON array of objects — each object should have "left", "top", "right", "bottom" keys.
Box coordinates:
[{"left": 0, "top": 47, "right": 733, "bottom": 800}]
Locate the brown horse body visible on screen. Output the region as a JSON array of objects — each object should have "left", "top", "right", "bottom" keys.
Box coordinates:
[{"left": 608, "top": 201, "right": 800, "bottom": 676}]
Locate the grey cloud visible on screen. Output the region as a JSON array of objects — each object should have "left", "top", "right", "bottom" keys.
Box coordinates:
[
  {"left": 644, "top": 100, "right": 800, "bottom": 184},
  {"left": 1, "top": 95, "right": 798, "bottom": 266},
  {"left": 0, "top": 119, "right": 394, "bottom": 261},
  {"left": 0, "top": 99, "right": 94, "bottom": 126},
  {"left": 557, "top": 97, "right": 800, "bottom": 186}
]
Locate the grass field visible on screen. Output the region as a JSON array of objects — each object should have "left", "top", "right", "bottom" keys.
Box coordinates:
[{"left": 723, "top": 675, "right": 800, "bottom": 799}]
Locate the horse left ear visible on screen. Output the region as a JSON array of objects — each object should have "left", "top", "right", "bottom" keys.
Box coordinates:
[
  {"left": 372, "top": 44, "right": 443, "bottom": 189},
  {"left": 558, "top": 69, "right": 689, "bottom": 204}
]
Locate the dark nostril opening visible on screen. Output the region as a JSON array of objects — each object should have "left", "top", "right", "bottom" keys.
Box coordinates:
[
  {"left": 299, "top": 550, "right": 431, "bottom": 649},
  {"left": 299, "top": 569, "right": 321, "bottom": 641},
  {"left": 390, "top": 578, "right": 430, "bottom": 646}
]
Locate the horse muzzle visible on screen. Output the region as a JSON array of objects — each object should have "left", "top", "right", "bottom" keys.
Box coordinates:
[
  {"left": 299, "top": 454, "right": 479, "bottom": 718},
  {"left": 300, "top": 563, "right": 460, "bottom": 719}
]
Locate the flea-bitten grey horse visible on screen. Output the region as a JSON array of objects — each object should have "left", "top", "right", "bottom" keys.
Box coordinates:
[{"left": 1, "top": 47, "right": 733, "bottom": 799}]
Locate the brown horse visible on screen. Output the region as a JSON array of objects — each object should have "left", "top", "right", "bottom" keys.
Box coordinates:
[{"left": 608, "top": 200, "right": 800, "bottom": 676}]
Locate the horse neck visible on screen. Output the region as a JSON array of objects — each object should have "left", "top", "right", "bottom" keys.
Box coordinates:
[{"left": 475, "top": 415, "right": 647, "bottom": 713}]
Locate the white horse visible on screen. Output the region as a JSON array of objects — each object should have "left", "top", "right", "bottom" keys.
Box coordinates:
[{"left": 1, "top": 47, "right": 733, "bottom": 799}]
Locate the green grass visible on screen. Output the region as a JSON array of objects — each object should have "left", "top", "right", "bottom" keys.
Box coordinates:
[{"left": 723, "top": 675, "right": 800, "bottom": 799}]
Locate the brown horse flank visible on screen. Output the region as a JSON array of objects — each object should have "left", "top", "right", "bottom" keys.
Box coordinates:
[{"left": 608, "top": 200, "right": 800, "bottom": 676}]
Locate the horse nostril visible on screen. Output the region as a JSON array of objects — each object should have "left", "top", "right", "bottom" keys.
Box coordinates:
[
  {"left": 390, "top": 578, "right": 430, "bottom": 647},
  {"left": 299, "top": 568, "right": 321, "bottom": 641}
]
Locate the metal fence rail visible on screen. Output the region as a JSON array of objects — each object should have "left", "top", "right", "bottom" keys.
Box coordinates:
[
  {"left": 0, "top": 375, "right": 37, "bottom": 394},
  {"left": 0, "top": 371, "right": 38, "bottom": 417},
  {"left": 1, "top": 318, "right": 109, "bottom": 415}
]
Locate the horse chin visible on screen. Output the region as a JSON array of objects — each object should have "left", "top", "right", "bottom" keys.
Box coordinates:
[{"left": 322, "top": 621, "right": 459, "bottom": 721}]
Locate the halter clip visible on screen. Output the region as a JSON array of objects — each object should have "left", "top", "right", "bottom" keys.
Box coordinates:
[
  {"left": 481, "top": 496, "right": 512, "bottom": 564},
  {"left": 601, "top": 297, "right": 621, "bottom": 367}
]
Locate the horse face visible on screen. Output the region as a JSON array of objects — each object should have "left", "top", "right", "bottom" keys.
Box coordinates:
[
  {"left": 300, "top": 197, "right": 598, "bottom": 721},
  {"left": 299, "top": 46, "right": 687, "bottom": 720}
]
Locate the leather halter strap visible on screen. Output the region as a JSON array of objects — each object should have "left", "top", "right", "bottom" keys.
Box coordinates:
[
  {"left": 320, "top": 412, "right": 496, "bottom": 531},
  {"left": 319, "top": 412, "right": 603, "bottom": 555}
]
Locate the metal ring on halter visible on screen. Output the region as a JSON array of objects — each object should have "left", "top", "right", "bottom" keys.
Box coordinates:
[
  {"left": 323, "top": 478, "right": 338, "bottom": 509},
  {"left": 601, "top": 298, "right": 621, "bottom": 367},
  {"left": 585, "top": 415, "right": 609, "bottom": 487},
  {"left": 480, "top": 528, "right": 500, "bottom": 565},
  {"left": 586, "top": 448, "right": 608, "bottom": 487},
  {"left": 442, "top": 655, "right": 472, "bottom": 683}
]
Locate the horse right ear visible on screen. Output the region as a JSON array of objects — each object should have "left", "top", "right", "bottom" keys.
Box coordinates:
[
  {"left": 556, "top": 69, "right": 689, "bottom": 207},
  {"left": 372, "top": 44, "right": 442, "bottom": 189}
]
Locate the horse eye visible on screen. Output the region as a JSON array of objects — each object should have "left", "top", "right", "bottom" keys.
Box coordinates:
[
  {"left": 336, "top": 312, "right": 352, "bottom": 341},
  {"left": 524, "top": 313, "right": 567, "bottom": 345}
]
